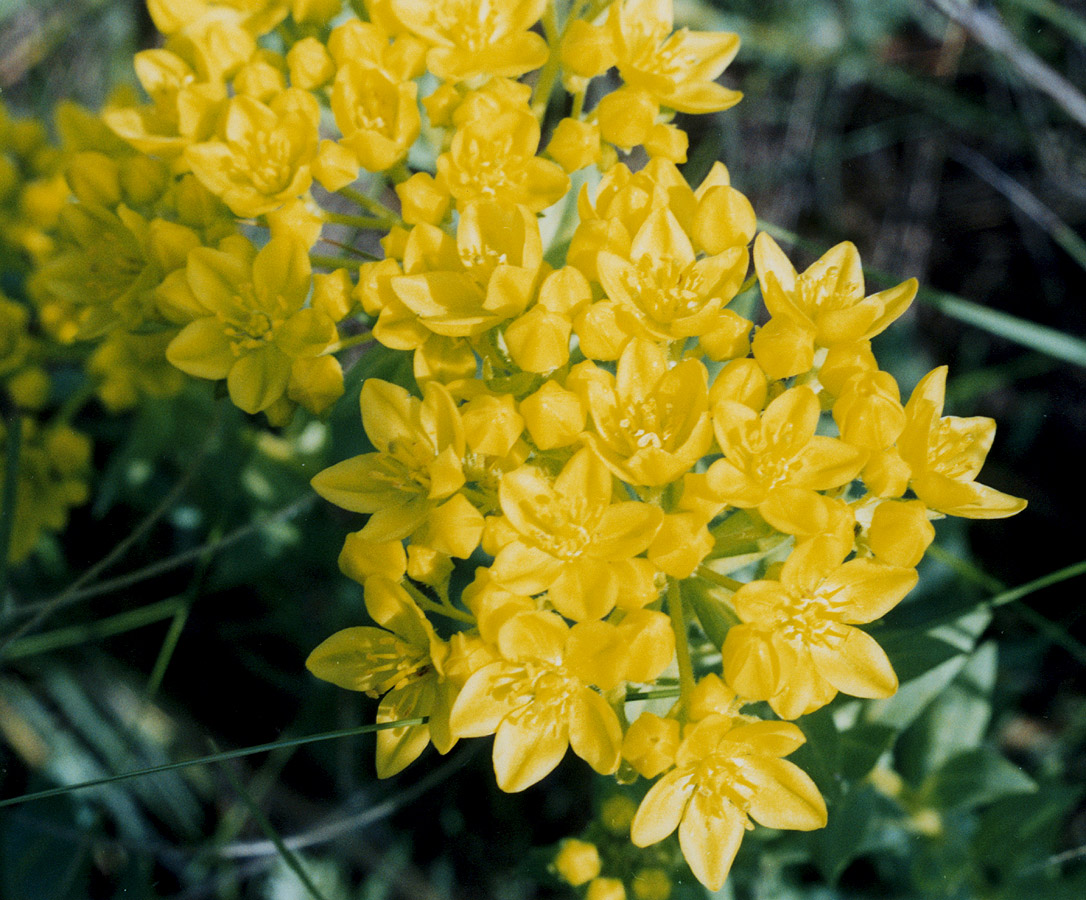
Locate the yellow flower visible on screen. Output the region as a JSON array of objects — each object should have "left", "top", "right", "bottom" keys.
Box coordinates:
[
  {"left": 630, "top": 712, "right": 825, "bottom": 890},
  {"left": 165, "top": 236, "right": 338, "bottom": 414},
  {"left": 328, "top": 62, "right": 419, "bottom": 173},
  {"left": 449, "top": 609, "right": 623, "bottom": 792},
  {"left": 753, "top": 232, "right": 918, "bottom": 358},
  {"left": 554, "top": 839, "right": 601, "bottom": 887},
  {"left": 88, "top": 331, "right": 186, "bottom": 411},
  {"left": 2, "top": 420, "right": 92, "bottom": 563},
  {"left": 435, "top": 91, "right": 569, "bottom": 213},
  {"left": 707, "top": 385, "right": 867, "bottom": 531},
  {"left": 388, "top": 200, "right": 544, "bottom": 338},
  {"left": 391, "top": 0, "right": 549, "bottom": 81},
  {"left": 584, "top": 339, "right": 714, "bottom": 487},
  {"left": 608, "top": 0, "right": 743, "bottom": 114},
  {"left": 720, "top": 537, "right": 917, "bottom": 719},
  {"left": 488, "top": 448, "right": 662, "bottom": 621},
  {"left": 185, "top": 89, "right": 319, "bottom": 218},
  {"left": 596, "top": 206, "right": 749, "bottom": 343},
  {"left": 310, "top": 378, "right": 468, "bottom": 542},
  {"left": 306, "top": 576, "right": 453, "bottom": 777},
  {"left": 898, "top": 366, "right": 1027, "bottom": 518}
]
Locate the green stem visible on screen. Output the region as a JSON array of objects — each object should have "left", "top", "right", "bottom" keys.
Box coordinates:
[
  {"left": 328, "top": 331, "right": 374, "bottom": 354},
  {"left": 987, "top": 559, "right": 1086, "bottom": 609},
  {"left": 531, "top": 1, "right": 564, "bottom": 120},
  {"left": 310, "top": 254, "right": 366, "bottom": 270},
  {"left": 695, "top": 565, "right": 744, "bottom": 594},
  {"left": 402, "top": 580, "right": 475, "bottom": 624},
  {"left": 54, "top": 380, "right": 98, "bottom": 425},
  {"left": 625, "top": 687, "right": 682, "bottom": 702},
  {"left": 216, "top": 740, "right": 331, "bottom": 900},
  {"left": 667, "top": 577, "right": 695, "bottom": 716},
  {"left": 571, "top": 89, "right": 586, "bottom": 119},
  {"left": 0, "top": 413, "right": 22, "bottom": 599},
  {"left": 337, "top": 185, "right": 404, "bottom": 225},
  {"left": 2, "top": 597, "right": 186, "bottom": 660},
  {"left": 322, "top": 210, "right": 395, "bottom": 231},
  {"left": 0, "top": 718, "right": 428, "bottom": 810}
]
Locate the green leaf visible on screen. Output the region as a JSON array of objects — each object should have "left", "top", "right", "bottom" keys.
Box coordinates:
[
  {"left": 925, "top": 747, "right": 1036, "bottom": 811},
  {"left": 895, "top": 642, "right": 997, "bottom": 785},
  {"left": 790, "top": 705, "right": 840, "bottom": 800},
  {"left": 973, "top": 779, "right": 1083, "bottom": 877},
  {"left": 686, "top": 580, "right": 740, "bottom": 649},
  {"left": 813, "top": 784, "right": 880, "bottom": 883},
  {"left": 839, "top": 723, "right": 898, "bottom": 782}
]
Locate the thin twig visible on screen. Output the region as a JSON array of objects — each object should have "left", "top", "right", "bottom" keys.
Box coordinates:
[
  {"left": 925, "top": 0, "right": 1086, "bottom": 130},
  {"left": 4, "top": 494, "right": 316, "bottom": 619},
  {"left": 0, "top": 719, "right": 427, "bottom": 810},
  {"left": 215, "top": 748, "right": 474, "bottom": 859}
]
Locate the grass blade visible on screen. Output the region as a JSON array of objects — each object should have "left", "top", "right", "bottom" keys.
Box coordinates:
[
  {"left": 215, "top": 740, "right": 330, "bottom": 900},
  {"left": 2, "top": 597, "right": 186, "bottom": 660},
  {"left": 0, "top": 718, "right": 427, "bottom": 810}
]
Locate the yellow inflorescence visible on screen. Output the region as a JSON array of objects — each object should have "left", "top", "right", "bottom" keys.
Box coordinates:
[{"left": 1, "top": 0, "right": 1027, "bottom": 890}]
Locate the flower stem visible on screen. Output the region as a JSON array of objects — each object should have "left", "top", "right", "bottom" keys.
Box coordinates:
[
  {"left": 667, "top": 576, "right": 696, "bottom": 716},
  {"left": 322, "top": 210, "right": 395, "bottom": 231},
  {"left": 338, "top": 185, "right": 405, "bottom": 226},
  {"left": 696, "top": 565, "right": 744, "bottom": 593},
  {"left": 531, "top": 1, "right": 564, "bottom": 121}
]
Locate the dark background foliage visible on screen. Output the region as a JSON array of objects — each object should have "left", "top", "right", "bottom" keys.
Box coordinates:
[{"left": 0, "top": 1, "right": 1084, "bottom": 897}]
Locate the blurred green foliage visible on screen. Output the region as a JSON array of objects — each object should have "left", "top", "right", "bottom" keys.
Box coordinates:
[{"left": 0, "top": 1, "right": 1084, "bottom": 898}]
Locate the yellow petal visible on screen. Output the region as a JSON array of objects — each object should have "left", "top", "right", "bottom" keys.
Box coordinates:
[
  {"left": 822, "top": 558, "right": 918, "bottom": 623},
  {"left": 227, "top": 345, "right": 290, "bottom": 413},
  {"left": 375, "top": 679, "right": 435, "bottom": 778},
  {"left": 568, "top": 687, "right": 622, "bottom": 775},
  {"left": 305, "top": 626, "right": 414, "bottom": 693},
  {"left": 166, "top": 319, "right": 235, "bottom": 379},
  {"left": 631, "top": 769, "right": 694, "bottom": 847},
  {"left": 493, "top": 714, "right": 568, "bottom": 792},
  {"left": 449, "top": 662, "right": 517, "bottom": 737},
  {"left": 810, "top": 627, "right": 898, "bottom": 699},
  {"left": 743, "top": 756, "right": 827, "bottom": 830},
  {"left": 497, "top": 610, "right": 568, "bottom": 666},
  {"left": 721, "top": 624, "right": 778, "bottom": 701},
  {"left": 722, "top": 721, "right": 806, "bottom": 758},
  {"left": 678, "top": 792, "right": 746, "bottom": 891}
]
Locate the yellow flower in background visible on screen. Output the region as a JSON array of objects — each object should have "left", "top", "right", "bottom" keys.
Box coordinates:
[
  {"left": 583, "top": 339, "right": 714, "bottom": 487},
  {"left": 631, "top": 712, "right": 825, "bottom": 890},
  {"left": 608, "top": 0, "right": 743, "bottom": 114},
  {"left": 720, "top": 537, "right": 917, "bottom": 719},
  {"left": 310, "top": 378, "right": 468, "bottom": 542},
  {"left": 306, "top": 576, "right": 454, "bottom": 778},
  {"left": 449, "top": 609, "right": 623, "bottom": 792},
  {"left": 390, "top": 0, "right": 549, "bottom": 81},
  {"left": 165, "top": 236, "right": 338, "bottom": 414},
  {"left": 898, "top": 366, "right": 1027, "bottom": 519},
  {"left": 88, "top": 331, "right": 185, "bottom": 411},
  {"left": 185, "top": 89, "right": 319, "bottom": 218},
  {"left": 489, "top": 448, "right": 662, "bottom": 621},
  {"left": 1, "top": 419, "right": 92, "bottom": 563}
]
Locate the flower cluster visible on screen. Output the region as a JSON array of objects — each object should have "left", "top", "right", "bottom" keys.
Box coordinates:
[{"left": 1, "top": 0, "right": 1027, "bottom": 891}]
